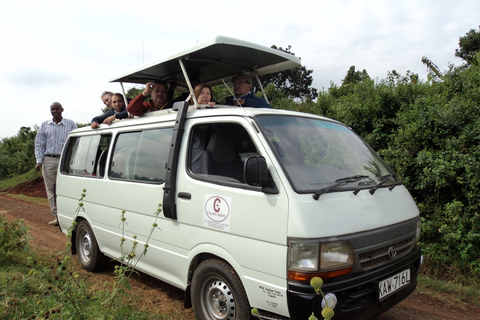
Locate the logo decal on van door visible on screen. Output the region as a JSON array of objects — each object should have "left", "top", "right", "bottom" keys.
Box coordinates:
[{"left": 204, "top": 195, "right": 231, "bottom": 231}]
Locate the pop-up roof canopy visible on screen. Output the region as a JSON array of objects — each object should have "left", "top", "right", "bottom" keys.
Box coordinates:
[{"left": 109, "top": 36, "right": 302, "bottom": 91}]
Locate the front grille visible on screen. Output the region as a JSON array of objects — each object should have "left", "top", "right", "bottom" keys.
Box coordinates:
[{"left": 359, "top": 236, "right": 415, "bottom": 270}]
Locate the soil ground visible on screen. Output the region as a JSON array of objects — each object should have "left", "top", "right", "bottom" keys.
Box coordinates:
[{"left": 1, "top": 177, "right": 479, "bottom": 320}]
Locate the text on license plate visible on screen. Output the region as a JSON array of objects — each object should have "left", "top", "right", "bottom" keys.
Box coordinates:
[{"left": 378, "top": 269, "right": 411, "bottom": 300}]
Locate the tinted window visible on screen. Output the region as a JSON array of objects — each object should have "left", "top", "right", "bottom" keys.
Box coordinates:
[
  {"left": 109, "top": 128, "right": 171, "bottom": 183},
  {"left": 62, "top": 134, "right": 111, "bottom": 178},
  {"left": 189, "top": 123, "right": 257, "bottom": 183}
]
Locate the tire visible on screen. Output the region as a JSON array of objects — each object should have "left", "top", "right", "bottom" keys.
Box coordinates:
[
  {"left": 75, "top": 220, "right": 106, "bottom": 271},
  {"left": 191, "top": 259, "right": 251, "bottom": 320}
]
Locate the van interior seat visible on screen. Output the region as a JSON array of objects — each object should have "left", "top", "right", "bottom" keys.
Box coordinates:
[{"left": 200, "top": 130, "right": 244, "bottom": 182}]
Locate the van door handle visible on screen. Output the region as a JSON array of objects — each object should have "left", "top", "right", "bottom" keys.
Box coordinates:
[{"left": 178, "top": 192, "right": 191, "bottom": 200}]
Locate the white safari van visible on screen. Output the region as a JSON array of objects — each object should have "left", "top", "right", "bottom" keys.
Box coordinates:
[{"left": 57, "top": 36, "right": 422, "bottom": 320}]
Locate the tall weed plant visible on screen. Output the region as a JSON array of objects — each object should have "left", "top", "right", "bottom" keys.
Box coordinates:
[{"left": 0, "top": 192, "right": 167, "bottom": 319}]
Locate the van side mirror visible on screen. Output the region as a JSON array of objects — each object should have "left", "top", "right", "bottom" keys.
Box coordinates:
[
  {"left": 244, "top": 156, "right": 278, "bottom": 194},
  {"left": 244, "top": 156, "right": 268, "bottom": 187}
]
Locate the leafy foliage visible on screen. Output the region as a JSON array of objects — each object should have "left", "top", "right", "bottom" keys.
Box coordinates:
[
  {"left": 342, "top": 65, "right": 370, "bottom": 85},
  {"left": 0, "top": 215, "right": 29, "bottom": 264},
  {"left": 308, "top": 55, "right": 480, "bottom": 282},
  {"left": 0, "top": 126, "right": 37, "bottom": 180},
  {"left": 126, "top": 87, "right": 143, "bottom": 100},
  {"left": 259, "top": 45, "right": 318, "bottom": 101},
  {"left": 455, "top": 26, "right": 480, "bottom": 65}
]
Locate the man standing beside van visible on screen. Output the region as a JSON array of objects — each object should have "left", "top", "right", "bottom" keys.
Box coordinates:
[
  {"left": 224, "top": 74, "right": 271, "bottom": 108},
  {"left": 127, "top": 81, "right": 173, "bottom": 116},
  {"left": 35, "top": 102, "right": 77, "bottom": 226}
]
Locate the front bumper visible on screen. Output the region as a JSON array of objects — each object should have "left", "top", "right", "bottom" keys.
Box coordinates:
[{"left": 286, "top": 247, "right": 422, "bottom": 320}]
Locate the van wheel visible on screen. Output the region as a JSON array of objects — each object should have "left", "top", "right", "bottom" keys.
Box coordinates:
[
  {"left": 191, "top": 259, "right": 250, "bottom": 320},
  {"left": 76, "top": 220, "right": 106, "bottom": 271}
]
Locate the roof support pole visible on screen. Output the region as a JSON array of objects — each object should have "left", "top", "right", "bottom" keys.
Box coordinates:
[
  {"left": 119, "top": 82, "right": 129, "bottom": 106},
  {"left": 253, "top": 71, "right": 270, "bottom": 105},
  {"left": 178, "top": 57, "right": 198, "bottom": 107}
]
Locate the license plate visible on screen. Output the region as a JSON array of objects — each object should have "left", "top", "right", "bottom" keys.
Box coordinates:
[{"left": 378, "top": 269, "right": 411, "bottom": 300}]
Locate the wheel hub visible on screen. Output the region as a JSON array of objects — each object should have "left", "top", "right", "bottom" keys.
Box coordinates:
[
  {"left": 205, "top": 280, "right": 235, "bottom": 319},
  {"left": 81, "top": 232, "right": 93, "bottom": 260}
]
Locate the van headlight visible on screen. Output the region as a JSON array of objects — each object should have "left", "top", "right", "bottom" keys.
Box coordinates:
[
  {"left": 288, "top": 240, "right": 354, "bottom": 281},
  {"left": 320, "top": 241, "right": 354, "bottom": 270},
  {"left": 288, "top": 241, "right": 319, "bottom": 271}
]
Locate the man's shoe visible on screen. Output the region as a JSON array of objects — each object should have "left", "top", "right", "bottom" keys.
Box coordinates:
[{"left": 49, "top": 218, "right": 58, "bottom": 226}]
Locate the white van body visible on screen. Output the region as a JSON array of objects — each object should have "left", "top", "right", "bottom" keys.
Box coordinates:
[{"left": 57, "top": 37, "right": 422, "bottom": 320}]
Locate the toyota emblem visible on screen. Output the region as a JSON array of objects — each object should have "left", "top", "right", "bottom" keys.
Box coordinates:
[{"left": 388, "top": 246, "right": 397, "bottom": 259}]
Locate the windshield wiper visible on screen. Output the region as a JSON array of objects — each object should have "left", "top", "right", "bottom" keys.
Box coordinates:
[
  {"left": 313, "top": 175, "right": 369, "bottom": 200},
  {"left": 368, "top": 174, "right": 396, "bottom": 195}
]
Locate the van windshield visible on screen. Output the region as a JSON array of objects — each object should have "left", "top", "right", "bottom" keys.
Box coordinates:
[{"left": 255, "top": 115, "right": 400, "bottom": 193}]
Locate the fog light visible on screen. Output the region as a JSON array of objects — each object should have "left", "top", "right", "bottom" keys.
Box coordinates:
[{"left": 321, "top": 293, "right": 337, "bottom": 309}]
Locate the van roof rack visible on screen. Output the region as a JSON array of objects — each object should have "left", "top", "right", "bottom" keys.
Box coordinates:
[
  {"left": 110, "top": 36, "right": 301, "bottom": 105},
  {"left": 110, "top": 35, "right": 301, "bottom": 88}
]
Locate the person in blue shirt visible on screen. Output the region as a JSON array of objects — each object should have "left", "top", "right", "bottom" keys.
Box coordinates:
[
  {"left": 224, "top": 74, "right": 271, "bottom": 108},
  {"left": 91, "top": 93, "right": 129, "bottom": 129},
  {"left": 35, "top": 102, "right": 77, "bottom": 226}
]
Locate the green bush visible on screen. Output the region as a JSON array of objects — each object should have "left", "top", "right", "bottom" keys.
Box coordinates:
[
  {"left": 0, "top": 126, "right": 37, "bottom": 180},
  {"left": 0, "top": 215, "right": 29, "bottom": 264},
  {"left": 386, "top": 63, "right": 480, "bottom": 281},
  {"left": 309, "top": 61, "right": 480, "bottom": 283}
]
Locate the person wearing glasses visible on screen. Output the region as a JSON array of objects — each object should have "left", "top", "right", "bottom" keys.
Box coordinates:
[{"left": 224, "top": 74, "right": 270, "bottom": 108}]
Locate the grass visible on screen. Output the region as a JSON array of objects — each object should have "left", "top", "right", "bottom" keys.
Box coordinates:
[
  {"left": 4, "top": 193, "right": 50, "bottom": 207},
  {"left": 0, "top": 169, "right": 40, "bottom": 191},
  {"left": 0, "top": 214, "right": 189, "bottom": 320},
  {"left": 417, "top": 276, "right": 480, "bottom": 307}
]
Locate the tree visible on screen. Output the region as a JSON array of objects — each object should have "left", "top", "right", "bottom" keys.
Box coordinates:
[
  {"left": 342, "top": 66, "right": 370, "bottom": 85},
  {"left": 455, "top": 26, "right": 480, "bottom": 65},
  {"left": 421, "top": 56, "right": 443, "bottom": 81},
  {"left": 0, "top": 126, "right": 37, "bottom": 179},
  {"left": 126, "top": 87, "right": 143, "bottom": 100},
  {"left": 259, "top": 45, "right": 318, "bottom": 101}
]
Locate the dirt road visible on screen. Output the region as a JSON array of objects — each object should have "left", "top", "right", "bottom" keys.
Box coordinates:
[{"left": 1, "top": 178, "right": 479, "bottom": 319}]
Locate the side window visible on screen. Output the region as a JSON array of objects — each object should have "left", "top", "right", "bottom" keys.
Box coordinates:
[
  {"left": 189, "top": 123, "right": 258, "bottom": 183},
  {"left": 62, "top": 134, "right": 111, "bottom": 178},
  {"left": 109, "top": 128, "right": 171, "bottom": 183}
]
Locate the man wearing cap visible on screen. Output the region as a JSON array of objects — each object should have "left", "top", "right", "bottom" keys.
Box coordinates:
[
  {"left": 35, "top": 102, "right": 77, "bottom": 226},
  {"left": 224, "top": 74, "right": 271, "bottom": 108}
]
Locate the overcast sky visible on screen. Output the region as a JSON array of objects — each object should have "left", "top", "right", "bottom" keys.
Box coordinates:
[{"left": 0, "top": 0, "right": 479, "bottom": 139}]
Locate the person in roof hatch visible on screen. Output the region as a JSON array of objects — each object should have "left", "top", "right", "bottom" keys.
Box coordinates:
[
  {"left": 127, "top": 81, "right": 173, "bottom": 116},
  {"left": 91, "top": 93, "right": 129, "bottom": 129},
  {"left": 100, "top": 91, "right": 114, "bottom": 110},
  {"left": 224, "top": 73, "right": 271, "bottom": 108},
  {"left": 191, "top": 83, "right": 216, "bottom": 107}
]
